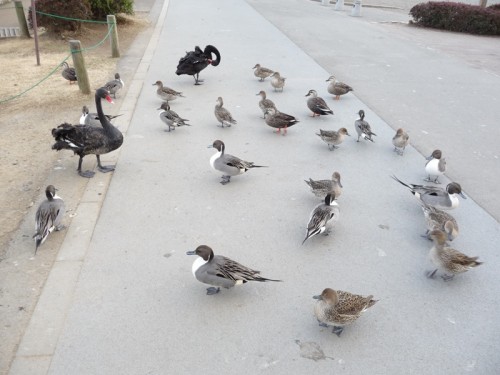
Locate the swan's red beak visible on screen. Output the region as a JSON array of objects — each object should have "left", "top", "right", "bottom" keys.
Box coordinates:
[
  {"left": 208, "top": 59, "right": 213, "bottom": 65},
  {"left": 105, "top": 95, "right": 114, "bottom": 104}
]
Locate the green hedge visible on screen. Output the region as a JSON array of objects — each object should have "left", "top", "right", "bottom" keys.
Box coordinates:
[
  {"left": 88, "top": 0, "right": 134, "bottom": 20},
  {"left": 409, "top": 1, "right": 500, "bottom": 35},
  {"left": 28, "top": 0, "right": 134, "bottom": 35}
]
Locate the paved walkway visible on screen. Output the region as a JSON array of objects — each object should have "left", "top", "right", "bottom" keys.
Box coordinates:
[{"left": 8, "top": 0, "right": 500, "bottom": 374}]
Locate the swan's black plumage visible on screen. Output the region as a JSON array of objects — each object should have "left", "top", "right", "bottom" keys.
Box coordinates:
[
  {"left": 51, "top": 88, "right": 124, "bottom": 178},
  {"left": 175, "top": 45, "right": 221, "bottom": 85}
]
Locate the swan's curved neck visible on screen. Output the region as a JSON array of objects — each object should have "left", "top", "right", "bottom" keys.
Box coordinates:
[{"left": 96, "top": 93, "right": 113, "bottom": 130}]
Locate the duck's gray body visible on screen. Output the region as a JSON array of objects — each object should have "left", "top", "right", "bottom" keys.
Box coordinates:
[
  {"left": 326, "top": 75, "right": 353, "bottom": 99},
  {"left": 158, "top": 102, "right": 190, "bottom": 131},
  {"left": 34, "top": 185, "right": 65, "bottom": 254},
  {"left": 253, "top": 64, "right": 274, "bottom": 81},
  {"left": 257, "top": 90, "right": 276, "bottom": 117},
  {"left": 306, "top": 90, "right": 333, "bottom": 116},
  {"left": 303, "top": 194, "right": 340, "bottom": 244},
  {"left": 214, "top": 97, "right": 237, "bottom": 127},
  {"left": 264, "top": 107, "right": 299, "bottom": 134},
  {"left": 153, "top": 80, "right": 184, "bottom": 103},
  {"left": 104, "top": 73, "right": 124, "bottom": 98},
  {"left": 355, "top": 110, "right": 376, "bottom": 142},
  {"left": 187, "top": 245, "right": 281, "bottom": 295},
  {"left": 270, "top": 72, "right": 286, "bottom": 92},
  {"left": 61, "top": 62, "right": 77, "bottom": 84},
  {"left": 305, "top": 172, "right": 342, "bottom": 199},
  {"left": 392, "top": 128, "right": 409, "bottom": 155},
  {"left": 316, "top": 128, "right": 350, "bottom": 150},
  {"left": 209, "top": 140, "right": 266, "bottom": 184},
  {"left": 422, "top": 204, "right": 459, "bottom": 241},
  {"left": 424, "top": 149, "right": 446, "bottom": 183},
  {"left": 392, "top": 175, "right": 466, "bottom": 210},
  {"left": 80, "top": 105, "right": 122, "bottom": 127}
]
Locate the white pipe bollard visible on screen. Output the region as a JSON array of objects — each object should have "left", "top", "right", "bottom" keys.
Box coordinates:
[
  {"left": 322, "top": 0, "right": 330, "bottom": 6},
  {"left": 351, "top": 0, "right": 362, "bottom": 16},
  {"left": 335, "top": 0, "right": 344, "bottom": 11}
]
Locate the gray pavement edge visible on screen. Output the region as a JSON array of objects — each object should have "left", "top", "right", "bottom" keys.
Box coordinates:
[{"left": 6, "top": 0, "right": 170, "bottom": 373}]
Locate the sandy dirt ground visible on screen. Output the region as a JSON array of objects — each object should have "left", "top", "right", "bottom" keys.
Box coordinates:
[{"left": 0, "top": 15, "right": 149, "bottom": 374}]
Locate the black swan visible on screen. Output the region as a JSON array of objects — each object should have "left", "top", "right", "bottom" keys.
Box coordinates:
[
  {"left": 52, "top": 87, "right": 124, "bottom": 178},
  {"left": 175, "top": 45, "right": 221, "bottom": 85}
]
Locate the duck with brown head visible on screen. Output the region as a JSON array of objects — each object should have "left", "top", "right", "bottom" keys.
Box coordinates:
[
  {"left": 208, "top": 140, "right": 267, "bottom": 185},
  {"left": 186, "top": 245, "right": 281, "bottom": 295}
]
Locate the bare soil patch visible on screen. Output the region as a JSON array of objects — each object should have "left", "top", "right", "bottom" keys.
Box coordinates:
[{"left": 0, "top": 14, "right": 149, "bottom": 374}]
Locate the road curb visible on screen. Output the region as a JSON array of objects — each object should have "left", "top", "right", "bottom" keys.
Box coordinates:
[{"left": 7, "top": 1, "right": 171, "bottom": 374}]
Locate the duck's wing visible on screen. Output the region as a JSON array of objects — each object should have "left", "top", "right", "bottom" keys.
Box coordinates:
[
  {"left": 337, "top": 290, "right": 377, "bottom": 315},
  {"left": 307, "top": 205, "right": 335, "bottom": 232},
  {"left": 224, "top": 154, "right": 253, "bottom": 170},
  {"left": 276, "top": 111, "right": 299, "bottom": 124},
  {"left": 306, "top": 179, "right": 331, "bottom": 190}
]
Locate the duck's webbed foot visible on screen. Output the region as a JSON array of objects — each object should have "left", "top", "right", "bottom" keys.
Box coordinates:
[
  {"left": 426, "top": 269, "right": 438, "bottom": 279},
  {"left": 441, "top": 274, "right": 455, "bottom": 282},
  {"left": 424, "top": 176, "right": 441, "bottom": 184},
  {"left": 206, "top": 287, "right": 220, "bottom": 295},
  {"left": 332, "top": 326, "right": 344, "bottom": 336},
  {"left": 220, "top": 176, "right": 231, "bottom": 185}
]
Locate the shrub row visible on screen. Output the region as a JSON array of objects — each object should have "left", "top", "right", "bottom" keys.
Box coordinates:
[
  {"left": 28, "top": 0, "right": 133, "bottom": 35},
  {"left": 409, "top": 1, "right": 500, "bottom": 35}
]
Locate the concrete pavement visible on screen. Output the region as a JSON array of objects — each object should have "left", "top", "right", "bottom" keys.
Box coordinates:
[{"left": 9, "top": 0, "right": 500, "bottom": 374}]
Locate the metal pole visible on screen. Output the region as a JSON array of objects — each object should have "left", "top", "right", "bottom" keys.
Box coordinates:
[
  {"left": 30, "top": 0, "right": 40, "bottom": 65},
  {"left": 14, "top": 1, "right": 29, "bottom": 38},
  {"left": 107, "top": 15, "right": 120, "bottom": 58}
]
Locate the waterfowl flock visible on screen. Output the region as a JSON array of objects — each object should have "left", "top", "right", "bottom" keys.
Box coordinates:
[{"left": 34, "top": 37, "right": 483, "bottom": 342}]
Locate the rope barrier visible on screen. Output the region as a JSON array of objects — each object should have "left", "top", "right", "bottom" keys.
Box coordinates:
[
  {"left": 35, "top": 10, "right": 108, "bottom": 24},
  {"left": 0, "top": 54, "right": 71, "bottom": 104},
  {"left": 0, "top": 21, "right": 115, "bottom": 104},
  {"left": 73, "top": 23, "right": 114, "bottom": 53}
]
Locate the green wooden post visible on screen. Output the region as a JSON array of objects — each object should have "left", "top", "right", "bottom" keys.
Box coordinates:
[
  {"left": 15, "top": 1, "right": 29, "bottom": 38},
  {"left": 107, "top": 15, "right": 120, "bottom": 58},
  {"left": 69, "top": 40, "right": 91, "bottom": 95}
]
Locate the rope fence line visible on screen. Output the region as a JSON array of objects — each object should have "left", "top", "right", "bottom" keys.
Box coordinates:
[
  {"left": 35, "top": 10, "right": 109, "bottom": 24},
  {"left": 0, "top": 54, "right": 71, "bottom": 104},
  {"left": 74, "top": 23, "right": 114, "bottom": 53},
  {"left": 0, "top": 13, "right": 116, "bottom": 104}
]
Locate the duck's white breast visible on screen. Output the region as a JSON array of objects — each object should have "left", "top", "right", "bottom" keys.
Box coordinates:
[
  {"left": 209, "top": 151, "right": 221, "bottom": 170},
  {"left": 192, "top": 257, "right": 208, "bottom": 277}
]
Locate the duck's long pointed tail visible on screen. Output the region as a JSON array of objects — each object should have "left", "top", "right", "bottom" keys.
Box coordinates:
[{"left": 391, "top": 175, "right": 411, "bottom": 189}]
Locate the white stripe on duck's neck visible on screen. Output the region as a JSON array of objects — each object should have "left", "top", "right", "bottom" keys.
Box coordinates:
[
  {"left": 210, "top": 150, "right": 222, "bottom": 169},
  {"left": 192, "top": 256, "right": 208, "bottom": 276}
]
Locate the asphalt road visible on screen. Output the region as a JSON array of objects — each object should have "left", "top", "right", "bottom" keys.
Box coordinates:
[{"left": 9, "top": 0, "right": 500, "bottom": 374}]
